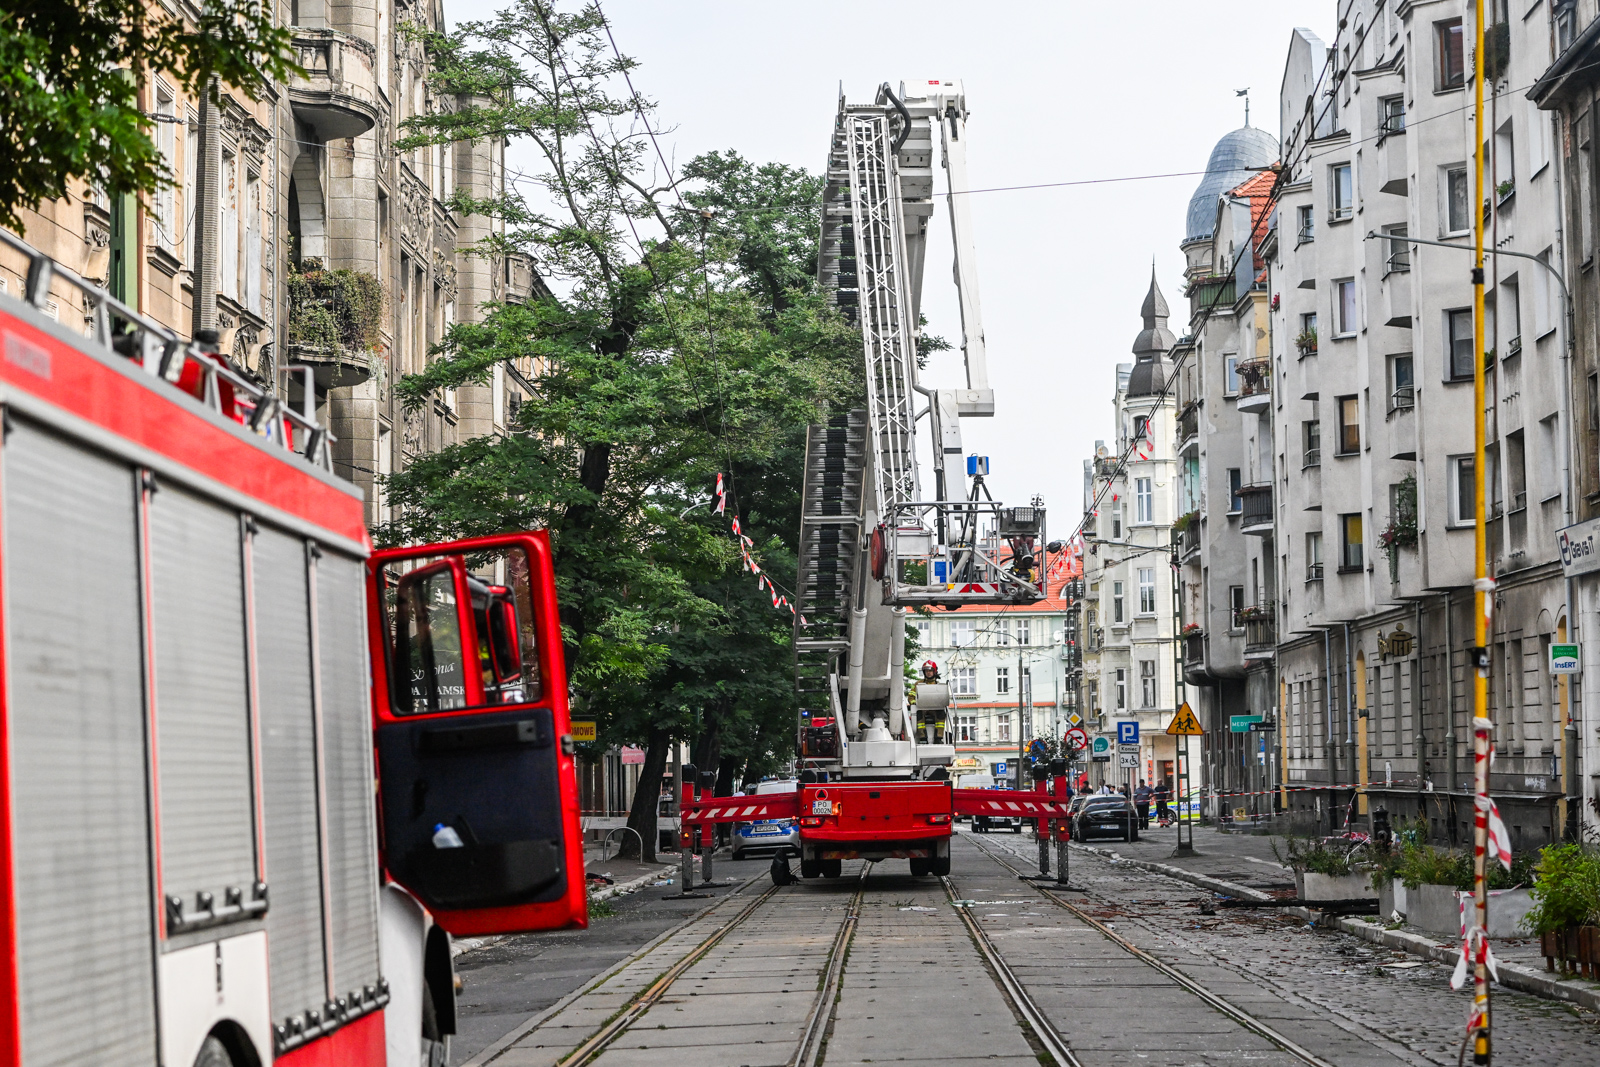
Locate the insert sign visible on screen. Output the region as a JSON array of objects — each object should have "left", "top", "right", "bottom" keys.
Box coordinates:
[{"left": 1551, "top": 643, "right": 1580, "bottom": 675}]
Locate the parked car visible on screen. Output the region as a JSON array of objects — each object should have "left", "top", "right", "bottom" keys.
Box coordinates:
[
  {"left": 1072, "top": 794, "right": 1139, "bottom": 842},
  {"left": 960, "top": 773, "right": 1028, "bottom": 833},
  {"left": 732, "top": 778, "right": 800, "bottom": 859}
]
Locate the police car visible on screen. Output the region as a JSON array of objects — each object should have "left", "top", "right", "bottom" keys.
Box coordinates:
[{"left": 731, "top": 778, "right": 800, "bottom": 859}]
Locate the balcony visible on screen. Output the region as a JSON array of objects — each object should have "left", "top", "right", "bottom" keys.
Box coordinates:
[
  {"left": 1094, "top": 456, "right": 1122, "bottom": 481},
  {"left": 1177, "top": 402, "right": 1199, "bottom": 447},
  {"left": 1238, "top": 483, "right": 1273, "bottom": 535},
  {"left": 1242, "top": 611, "right": 1276, "bottom": 659},
  {"left": 285, "top": 264, "right": 382, "bottom": 387},
  {"left": 289, "top": 29, "right": 380, "bottom": 141},
  {"left": 1235, "top": 358, "right": 1271, "bottom": 414},
  {"left": 1183, "top": 631, "right": 1205, "bottom": 666},
  {"left": 1187, "top": 274, "right": 1235, "bottom": 309},
  {"left": 1177, "top": 518, "right": 1200, "bottom": 561}
]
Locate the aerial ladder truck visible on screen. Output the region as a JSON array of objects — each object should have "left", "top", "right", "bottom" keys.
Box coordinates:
[{"left": 681, "top": 81, "right": 1076, "bottom": 882}]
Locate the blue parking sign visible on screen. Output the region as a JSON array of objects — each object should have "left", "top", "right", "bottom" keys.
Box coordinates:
[
  {"left": 994, "top": 761, "right": 1007, "bottom": 777},
  {"left": 1117, "top": 721, "right": 1140, "bottom": 745}
]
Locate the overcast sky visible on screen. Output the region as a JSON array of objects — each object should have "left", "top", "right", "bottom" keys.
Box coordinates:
[{"left": 449, "top": 1, "right": 1335, "bottom": 524}]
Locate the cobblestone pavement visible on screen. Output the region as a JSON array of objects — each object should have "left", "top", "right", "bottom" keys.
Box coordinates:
[{"left": 972, "top": 832, "right": 1600, "bottom": 1065}]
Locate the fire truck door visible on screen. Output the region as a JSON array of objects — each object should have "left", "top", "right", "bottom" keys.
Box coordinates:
[{"left": 369, "top": 534, "right": 585, "bottom": 934}]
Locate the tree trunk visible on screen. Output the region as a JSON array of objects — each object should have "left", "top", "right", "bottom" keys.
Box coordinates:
[
  {"left": 714, "top": 754, "right": 740, "bottom": 797},
  {"left": 622, "top": 724, "right": 670, "bottom": 862}
]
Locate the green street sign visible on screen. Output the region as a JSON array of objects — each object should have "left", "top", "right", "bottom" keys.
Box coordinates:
[
  {"left": 1229, "top": 714, "right": 1265, "bottom": 733},
  {"left": 1551, "top": 643, "right": 1580, "bottom": 675}
]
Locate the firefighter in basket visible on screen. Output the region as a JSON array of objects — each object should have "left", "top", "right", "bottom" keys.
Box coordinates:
[{"left": 914, "top": 660, "right": 950, "bottom": 745}]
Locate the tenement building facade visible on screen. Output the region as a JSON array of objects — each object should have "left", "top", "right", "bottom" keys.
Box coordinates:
[
  {"left": 0, "top": 0, "right": 537, "bottom": 529},
  {"left": 1269, "top": 1, "right": 1576, "bottom": 847}
]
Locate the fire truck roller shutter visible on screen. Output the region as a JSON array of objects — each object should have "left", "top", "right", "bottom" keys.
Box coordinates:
[
  {"left": 5, "top": 420, "right": 158, "bottom": 1062},
  {"left": 253, "top": 527, "right": 328, "bottom": 1024},
  {"left": 315, "top": 549, "right": 383, "bottom": 994},
  {"left": 150, "top": 484, "right": 257, "bottom": 923}
]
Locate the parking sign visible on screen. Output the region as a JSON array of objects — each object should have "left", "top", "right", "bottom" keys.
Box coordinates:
[{"left": 1117, "top": 721, "right": 1140, "bottom": 745}]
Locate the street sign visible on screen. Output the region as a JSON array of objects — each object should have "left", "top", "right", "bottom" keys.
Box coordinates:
[
  {"left": 1117, "top": 720, "right": 1140, "bottom": 744},
  {"left": 1090, "top": 736, "right": 1112, "bottom": 763},
  {"left": 571, "top": 720, "right": 597, "bottom": 742},
  {"left": 1247, "top": 718, "right": 1277, "bottom": 732},
  {"left": 1552, "top": 643, "right": 1581, "bottom": 674},
  {"left": 1166, "top": 702, "right": 1203, "bottom": 736},
  {"left": 1558, "top": 518, "right": 1600, "bottom": 578},
  {"left": 1064, "top": 727, "right": 1089, "bottom": 751},
  {"left": 1065, "top": 711, "right": 1083, "bottom": 727},
  {"left": 1118, "top": 752, "right": 1139, "bottom": 768},
  {"left": 1029, "top": 738, "right": 1049, "bottom": 759},
  {"left": 993, "top": 761, "right": 1008, "bottom": 776},
  {"left": 620, "top": 745, "right": 645, "bottom": 765},
  {"left": 1229, "top": 714, "right": 1265, "bottom": 733},
  {"left": 1117, "top": 743, "right": 1140, "bottom": 754}
]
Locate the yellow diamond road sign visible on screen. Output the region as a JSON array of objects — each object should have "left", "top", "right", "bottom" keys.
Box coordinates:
[{"left": 1166, "top": 703, "right": 1203, "bottom": 736}]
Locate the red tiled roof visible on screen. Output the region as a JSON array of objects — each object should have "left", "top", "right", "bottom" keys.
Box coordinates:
[{"left": 1229, "top": 166, "right": 1280, "bottom": 269}]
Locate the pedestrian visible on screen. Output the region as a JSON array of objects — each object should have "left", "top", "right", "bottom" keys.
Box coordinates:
[
  {"left": 1134, "top": 779, "right": 1152, "bottom": 829},
  {"left": 1154, "top": 778, "right": 1171, "bottom": 825}
]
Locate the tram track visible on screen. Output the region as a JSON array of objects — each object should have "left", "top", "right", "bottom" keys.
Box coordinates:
[
  {"left": 965, "top": 833, "right": 1341, "bottom": 1067},
  {"left": 555, "top": 863, "right": 871, "bottom": 1067}
]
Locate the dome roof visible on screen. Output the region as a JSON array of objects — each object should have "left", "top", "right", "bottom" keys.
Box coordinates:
[{"left": 1183, "top": 126, "right": 1279, "bottom": 245}]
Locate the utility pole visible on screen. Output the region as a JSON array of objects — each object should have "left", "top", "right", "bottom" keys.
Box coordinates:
[{"left": 1469, "top": 3, "right": 1493, "bottom": 1061}]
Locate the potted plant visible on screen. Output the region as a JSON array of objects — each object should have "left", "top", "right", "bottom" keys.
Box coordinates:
[
  {"left": 1397, "top": 842, "right": 1538, "bottom": 938},
  {"left": 1180, "top": 622, "right": 1202, "bottom": 636},
  {"left": 1379, "top": 474, "right": 1419, "bottom": 573},
  {"left": 1274, "top": 836, "right": 1372, "bottom": 900},
  {"left": 1523, "top": 844, "right": 1600, "bottom": 977},
  {"left": 1235, "top": 604, "right": 1273, "bottom": 623},
  {"left": 1294, "top": 326, "right": 1317, "bottom": 355}
]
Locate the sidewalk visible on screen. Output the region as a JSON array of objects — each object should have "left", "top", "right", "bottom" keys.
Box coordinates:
[{"left": 1071, "top": 820, "right": 1600, "bottom": 1012}]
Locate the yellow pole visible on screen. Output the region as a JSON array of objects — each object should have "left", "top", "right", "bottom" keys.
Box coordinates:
[{"left": 1470, "top": 2, "right": 1492, "bottom": 1062}]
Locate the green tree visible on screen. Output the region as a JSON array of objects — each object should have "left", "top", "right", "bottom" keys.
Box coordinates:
[
  {"left": 0, "top": 1, "right": 297, "bottom": 230},
  {"left": 384, "top": 1, "right": 859, "bottom": 858}
]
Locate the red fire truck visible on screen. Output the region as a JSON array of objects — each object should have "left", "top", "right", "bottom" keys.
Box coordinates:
[{"left": 0, "top": 231, "right": 584, "bottom": 1067}]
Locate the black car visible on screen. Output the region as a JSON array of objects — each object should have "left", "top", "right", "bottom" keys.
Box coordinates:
[{"left": 1072, "top": 795, "right": 1140, "bottom": 842}]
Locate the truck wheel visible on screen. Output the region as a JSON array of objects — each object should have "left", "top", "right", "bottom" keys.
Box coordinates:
[
  {"left": 422, "top": 984, "right": 450, "bottom": 1067},
  {"left": 193, "top": 1037, "right": 233, "bottom": 1067},
  {"left": 800, "top": 857, "right": 822, "bottom": 879},
  {"left": 932, "top": 853, "right": 951, "bottom": 877},
  {"left": 909, "top": 857, "right": 931, "bottom": 877},
  {"left": 822, "top": 858, "right": 843, "bottom": 879}
]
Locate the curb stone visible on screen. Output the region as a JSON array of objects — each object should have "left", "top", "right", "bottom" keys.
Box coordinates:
[{"left": 1075, "top": 841, "right": 1600, "bottom": 1013}]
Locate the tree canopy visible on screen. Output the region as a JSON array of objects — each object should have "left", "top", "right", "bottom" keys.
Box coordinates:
[
  {"left": 0, "top": 1, "right": 297, "bottom": 230},
  {"left": 384, "top": 0, "right": 859, "bottom": 856}
]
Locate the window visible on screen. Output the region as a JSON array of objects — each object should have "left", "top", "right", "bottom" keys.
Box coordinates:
[
  {"left": 155, "top": 84, "right": 177, "bottom": 251},
  {"left": 1381, "top": 95, "right": 1406, "bottom": 134},
  {"left": 1384, "top": 224, "right": 1410, "bottom": 272},
  {"left": 1331, "top": 164, "right": 1353, "bottom": 219},
  {"left": 1583, "top": 116, "right": 1596, "bottom": 261},
  {"left": 1306, "top": 532, "right": 1324, "bottom": 580},
  {"left": 1447, "top": 308, "right": 1475, "bottom": 380},
  {"left": 1229, "top": 585, "right": 1245, "bottom": 627},
  {"left": 994, "top": 619, "right": 1010, "bottom": 646},
  {"left": 1450, "top": 455, "right": 1476, "bottom": 526},
  {"left": 950, "top": 667, "right": 977, "bottom": 696},
  {"left": 184, "top": 110, "right": 197, "bottom": 267},
  {"left": 1340, "top": 513, "right": 1364, "bottom": 571},
  {"left": 996, "top": 714, "right": 1012, "bottom": 743},
  {"left": 1114, "top": 668, "right": 1126, "bottom": 710},
  {"left": 1444, "top": 165, "right": 1471, "bottom": 233},
  {"left": 1139, "top": 660, "right": 1157, "bottom": 708},
  {"left": 1533, "top": 249, "right": 1558, "bottom": 337},
  {"left": 1224, "top": 354, "right": 1239, "bottom": 396},
  {"left": 995, "top": 666, "right": 1010, "bottom": 694},
  {"left": 1297, "top": 204, "right": 1315, "bottom": 242},
  {"left": 1556, "top": 1, "right": 1578, "bottom": 55},
  {"left": 1335, "top": 279, "right": 1358, "bottom": 334},
  {"left": 1498, "top": 280, "right": 1521, "bottom": 355},
  {"left": 1336, "top": 396, "right": 1360, "bottom": 454},
  {"left": 1528, "top": 99, "right": 1552, "bottom": 177},
  {"left": 951, "top": 619, "right": 976, "bottom": 647},
  {"left": 1112, "top": 506, "right": 1123, "bottom": 539},
  {"left": 1228, "top": 468, "right": 1243, "bottom": 512},
  {"left": 1015, "top": 619, "right": 1031, "bottom": 646},
  {"left": 1436, "top": 18, "right": 1465, "bottom": 90},
  {"left": 1136, "top": 477, "right": 1153, "bottom": 523},
  {"left": 1539, "top": 414, "right": 1561, "bottom": 503},
  {"left": 915, "top": 619, "right": 932, "bottom": 650},
  {"left": 1389, "top": 354, "right": 1414, "bottom": 409},
  {"left": 1138, "top": 567, "right": 1156, "bottom": 614},
  {"left": 1112, "top": 581, "right": 1125, "bottom": 623},
  {"left": 956, "top": 715, "right": 978, "bottom": 742},
  {"left": 1133, "top": 414, "right": 1149, "bottom": 441},
  {"left": 1303, "top": 420, "right": 1321, "bottom": 466},
  {"left": 245, "top": 171, "right": 261, "bottom": 315}
]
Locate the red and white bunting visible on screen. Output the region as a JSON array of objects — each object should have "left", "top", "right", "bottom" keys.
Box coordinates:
[{"left": 713, "top": 473, "right": 803, "bottom": 626}]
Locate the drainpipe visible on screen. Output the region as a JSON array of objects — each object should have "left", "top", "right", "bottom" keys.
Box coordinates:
[
  {"left": 1444, "top": 591, "right": 1458, "bottom": 844},
  {"left": 1344, "top": 622, "right": 1357, "bottom": 827},
  {"left": 1323, "top": 627, "right": 1336, "bottom": 827},
  {"left": 1551, "top": 127, "right": 1582, "bottom": 842},
  {"left": 1415, "top": 600, "right": 1426, "bottom": 825}
]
